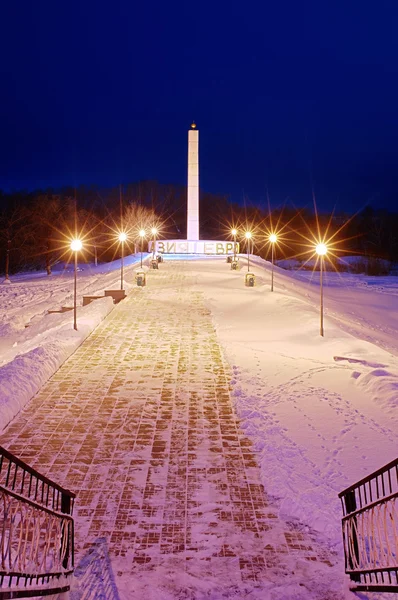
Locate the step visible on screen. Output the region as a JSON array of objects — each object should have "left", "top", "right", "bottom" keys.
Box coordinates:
[
  {"left": 104, "top": 289, "right": 126, "bottom": 303},
  {"left": 83, "top": 295, "right": 103, "bottom": 307}
]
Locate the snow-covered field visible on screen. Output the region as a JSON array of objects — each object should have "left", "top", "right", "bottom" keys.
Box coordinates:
[
  {"left": 0, "top": 255, "right": 149, "bottom": 426},
  {"left": 0, "top": 253, "right": 397, "bottom": 598},
  {"left": 192, "top": 257, "right": 398, "bottom": 545}
]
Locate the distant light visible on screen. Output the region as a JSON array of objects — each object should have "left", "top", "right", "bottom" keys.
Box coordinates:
[
  {"left": 245, "top": 231, "right": 252, "bottom": 239},
  {"left": 231, "top": 228, "right": 237, "bottom": 236},
  {"left": 139, "top": 229, "right": 146, "bottom": 238},
  {"left": 151, "top": 227, "right": 158, "bottom": 235},
  {"left": 316, "top": 243, "right": 327, "bottom": 256},
  {"left": 118, "top": 232, "right": 127, "bottom": 242},
  {"left": 70, "top": 239, "right": 82, "bottom": 252},
  {"left": 269, "top": 233, "right": 277, "bottom": 243}
]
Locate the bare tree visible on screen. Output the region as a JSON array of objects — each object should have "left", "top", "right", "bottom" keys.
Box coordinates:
[
  {"left": 123, "top": 203, "right": 158, "bottom": 252},
  {"left": 0, "top": 204, "right": 32, "bottom": 282},
  {"left": 28, "top": 195, "right": 63, "bottom": 275}
]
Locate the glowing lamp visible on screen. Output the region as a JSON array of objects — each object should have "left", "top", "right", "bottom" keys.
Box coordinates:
[
  {"left": 70, "top": 239, "right": 83, "bottom": 331},
  {"left": 245, "top": 231, "right": 252, "bottom": 271},
  {"left": 231, "top": 228, "right": 237, "bottom": 236},
  {"left": 269, "top": 233, "right": 277, "bottom": 243},
  {"left": 118, "top": 232, "right": 127, "bottom": 243},
  {"left": 316, "top": 241, "right": 327, "bottom": 336},
  {"left": 70, "top": 239, "right": 82, "bottom": 252},
  {"left": 151, "top": 227, "right": 158, "bottom": 236},
  {"left": 316, "top": 243, "right": 327, "bottom": 256},
  {"left": 139, "top": 229, "right": 146, "bottom": 238}
]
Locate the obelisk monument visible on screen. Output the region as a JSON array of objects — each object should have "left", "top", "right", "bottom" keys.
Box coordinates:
[
  {"left": 187, "top": 122, "right": 199, "bottom": 240},
  {"left": 156, "top": 124, "right": 234, "bottom": 255}
]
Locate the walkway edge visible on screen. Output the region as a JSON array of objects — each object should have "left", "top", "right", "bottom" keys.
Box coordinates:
[{"left": 0, "top": 297, "right": 115, "bottom": 432}]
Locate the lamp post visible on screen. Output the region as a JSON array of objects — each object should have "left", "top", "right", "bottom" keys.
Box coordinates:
[
  {"left": 139, "top": 229, "right": 146, "bottom": 268},
  {"left": 4, "top": 239, "right": 11, "bottom": 283},
  {"left": 269, "top": 233, "right": 277, "bottom": 292},
  {"left": 151, "top": 227, "right": 158, "bottom": 258},
  {"left": 231, "top": 228, "right": 237, "bottom": 261},
  {"left": 118, "top": 232, "right": 127, "bottom": 290},
  {"left": 70, "top": 239, "right": 82, "bottom": 331},
  {"left": 316, "top": 242, "right": 328, "bottom": 337},
  {"left": 245, "top": 231, "right": 252, "bottom": 271}
]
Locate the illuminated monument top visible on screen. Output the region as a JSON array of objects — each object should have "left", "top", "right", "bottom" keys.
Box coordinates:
[{"left": 155, "top": 124, "right": 238, "bottom": 255}]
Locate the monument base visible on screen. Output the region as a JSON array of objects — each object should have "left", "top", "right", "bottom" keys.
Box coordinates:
[{"left": 152, "top": 240, "right": 240, "bottom": 255}]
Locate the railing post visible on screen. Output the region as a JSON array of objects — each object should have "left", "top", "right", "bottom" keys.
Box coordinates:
[
  {"left": 61, "top": 492, "right": 71, "bottom": 569},
  {"left": 344, "top": 490, "right": 361, "bottom": 583}
]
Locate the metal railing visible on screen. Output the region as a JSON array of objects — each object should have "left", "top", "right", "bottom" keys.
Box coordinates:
[
  {"left": 0, "top": 445, "right": 75, "bottom": 599},
  {"left": 339, "top": 457, "right": 398, "bottom": 593}
]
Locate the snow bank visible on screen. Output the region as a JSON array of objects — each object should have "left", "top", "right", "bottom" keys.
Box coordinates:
[
  {"left": 0, "top": 297, "right": 114, "bottom": 430},
  {"left": 355, "top": 367, "right": 398, "bottom": 413}
]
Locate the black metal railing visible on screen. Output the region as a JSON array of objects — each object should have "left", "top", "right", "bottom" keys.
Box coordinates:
[
  {"left": 0, "top": 445, "right": 75, "bottom": 599},
  {"left": 339, "top": 457, "right": 398, "bottom": 593}
]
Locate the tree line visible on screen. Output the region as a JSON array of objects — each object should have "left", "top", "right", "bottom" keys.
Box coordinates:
[{"left": 0, "top": 182, "right": 397, "bottom": 277}]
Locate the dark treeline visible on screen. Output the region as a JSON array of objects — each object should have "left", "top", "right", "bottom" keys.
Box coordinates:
[{"left": 0, "top": 182, "right": 397, "bottom": 276}]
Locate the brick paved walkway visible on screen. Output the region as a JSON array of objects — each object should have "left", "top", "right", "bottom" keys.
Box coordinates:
[{"left": 0, "top": 261, "right": 335, "bottom": 598}]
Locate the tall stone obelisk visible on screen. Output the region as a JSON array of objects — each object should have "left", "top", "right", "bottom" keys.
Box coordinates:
[{"left": 187, "top": 122, "right": 199, "bottom": 240}]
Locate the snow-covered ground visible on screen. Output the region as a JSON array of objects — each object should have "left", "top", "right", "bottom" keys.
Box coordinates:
[
  {"left": 0, "top": 254, "right": 150, "bottom": 427},
  {"left": 192, "top": 257, "right": 398, "bottom": 546},
  {"left": 0, "top": 253, "right": 397, "bottom": 599},
  {"left": 258, "top": 256, "right": 398, "bottom": 357}
]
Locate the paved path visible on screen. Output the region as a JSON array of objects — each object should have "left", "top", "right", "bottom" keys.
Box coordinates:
[{"left": 0, "top": 261, "right": 335, "bottom": 599}]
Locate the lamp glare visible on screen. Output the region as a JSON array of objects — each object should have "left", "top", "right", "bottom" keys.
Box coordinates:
[
  {"left": 316, "top": 243, "right": 327, "bottom": 256},
  {"left": 118, "top": 232, "right": 127, "bottom": 242},
  {"left": 269, "top": 233, "right": 277, "bottom": 243},
  {"left": 70, "top": 239, "right": 82, "bottom": 252}
]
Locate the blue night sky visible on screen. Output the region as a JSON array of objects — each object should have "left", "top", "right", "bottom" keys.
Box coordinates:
[{"left": 1, "top": 0, "right": 398, "bottom": 213}]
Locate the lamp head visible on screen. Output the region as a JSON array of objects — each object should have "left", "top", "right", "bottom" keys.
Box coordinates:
[
  {"left": 70, "top": 239, "right": 82, "bottom": 252},
  {"left": 231, "top": 228, "right": 237, "bottom": 236},
  {"left": 118, "top": 232, "right": 127, "bottom": 243},
  {"left": 316, "top": 243, "right": 327, "bottom": 256},
  {"left": 139, "top": 229, "right": 146, "bottom": 238},
  {"left": 151, "top": 227, "right": 158, "bottom": 235},
  {"left": 245, "top": 231, "right": 252, "bottom": 239},
  {"left": 269, "top": 233, "right": 277, "bottom": 244}
]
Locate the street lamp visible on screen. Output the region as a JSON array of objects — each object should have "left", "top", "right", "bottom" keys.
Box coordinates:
[
  {"left": 245, "top": 231, "right": 252, "bottom": 271},
  {"left": 151, "top": 227, "right": 158, "bottom": 258},
  {"left": 70, "top": 239, "right": 83, "bottom": 331},
  {"left": 118, "top": 232, "right": 127, "bottom": 290},
  {"left": 139, "top": 229, "right": 146, "bottom": 268},
  {"left": 231, "top": 228, "right": 237, "bottom": 261},
  {"left": 316, "top": 242, "right": 328, "bottom": 337},
  {"left": 3, "top": 240, "right": 11, "bottom": 283},
  {"left": 269, "top": 233, "right": 277, "bottom": 292}
]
